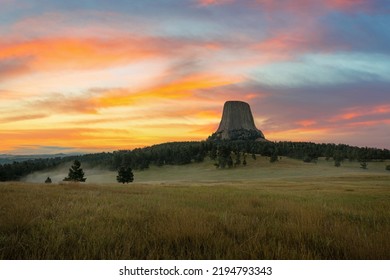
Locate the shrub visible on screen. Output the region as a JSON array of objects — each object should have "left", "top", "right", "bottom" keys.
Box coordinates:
[
  {"left": 63, "top": 160, "right": 86, "bottom": 182},
  {"left": 117, "top": 166, "right": 134, "bottom": 184}
]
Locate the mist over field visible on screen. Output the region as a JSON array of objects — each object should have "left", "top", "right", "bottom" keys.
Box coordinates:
[
  {"left": 21, "top": 156, "right": 390, "bottom": 185},
  {"left": 22, "top": 164, "right": 116, "bottom": 184}
]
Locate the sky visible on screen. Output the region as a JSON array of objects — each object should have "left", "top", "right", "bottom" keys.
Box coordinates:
[{"left": 1, "top": 0, "right": 389, "bottom": 154}]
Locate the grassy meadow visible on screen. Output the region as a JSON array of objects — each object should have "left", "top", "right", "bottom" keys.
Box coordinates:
[{"left": 1, "top": 157, "right": 390, "bottom": 259}]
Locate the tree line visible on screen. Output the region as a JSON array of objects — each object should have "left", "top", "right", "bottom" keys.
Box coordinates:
[{"left": 1, "top": 140, "right": 390, "bottom": 181}]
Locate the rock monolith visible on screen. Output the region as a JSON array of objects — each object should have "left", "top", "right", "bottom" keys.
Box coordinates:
[{"left": 209, "top": 101, "right": 265, "bottom": 141}]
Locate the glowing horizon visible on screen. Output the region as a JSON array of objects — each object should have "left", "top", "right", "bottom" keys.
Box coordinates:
[{"left": 1, "top": 0, "right": 389, "bottom": 154}]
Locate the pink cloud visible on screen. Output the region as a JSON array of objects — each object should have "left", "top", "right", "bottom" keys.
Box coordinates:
[
  {"left": 330, "top": 104, "right": 390, "bottom": 122},
  {"left": 197, "top": 0, "right": 233, "bottom": 6},
  {"left": 326, "top": 0, "right": 369, "bottom": 10},
  {"left": 296, "top": 120, "right": 317, "bottom": 127},
  {"left": 198, "top": 0, "right": 374, "bottom": 13}
]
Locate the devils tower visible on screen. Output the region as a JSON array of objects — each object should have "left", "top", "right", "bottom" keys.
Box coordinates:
[{"left": 209, "top": 101, "right": 266, "bottom": 141}]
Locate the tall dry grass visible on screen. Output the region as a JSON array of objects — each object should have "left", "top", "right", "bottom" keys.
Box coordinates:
[{"left": 0, "top": 176, "right": 389, "bottom": 259}]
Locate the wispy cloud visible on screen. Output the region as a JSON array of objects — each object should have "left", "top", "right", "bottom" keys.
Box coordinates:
[
  {"left": 0, "top": 128, "right": 137, "bottom": 152},
  {"left": 0, "top": 57, "right": 31, "bottom": 81},
  {"left": 0, "top": 113, "right": 48, "bottom": 123},
  {"left": 329, "top": 104, "right": 390, "bottom": 122},
  {"left": 198, "top": 0, "right": 376, "bottom": 12},
  {"left": 1, "top": 0, "right": 389, "bottom": 153},
  {"left": 0, "top": 36, "right": 176, "bottom": 77},
  {"left": 95, "top": 73, "right": 241, "bottom": 108},
  {"left": 197, "top": 0, "right": 233, "bottom": 6},
  {"left": 31, "top": 93, "right": 101, "bottom": 114}
]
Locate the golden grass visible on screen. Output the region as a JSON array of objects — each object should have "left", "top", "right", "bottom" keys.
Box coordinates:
[{"left": 1, "top": 174, "right": 389, "bottom": 260}]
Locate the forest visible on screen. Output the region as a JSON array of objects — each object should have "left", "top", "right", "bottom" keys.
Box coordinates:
[{"left": 1, "top": 140, "right": 390, "bottom": 182}]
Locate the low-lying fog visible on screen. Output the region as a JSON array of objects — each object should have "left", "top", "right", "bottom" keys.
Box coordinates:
[{"left": 22, "top": 163, "right": 117, "bottom": 184}]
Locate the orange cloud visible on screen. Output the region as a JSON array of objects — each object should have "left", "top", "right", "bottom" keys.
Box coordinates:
[
  {"left": 96, "top": 74, "right": 241, "bottom": 108},
  {"left": 266, "top": 126, "right": 331, "bottom": 142},
  {"left": 0, "top": 36, "right": 176, "bottom": 77},
  {"left": 33, "top": 93, "right": 100, "bottom": 114},
  {"left": 0, "top": 114, "right": 48, "bottom": 123},
  {"left": 0, "top": 128, "right": 137, "bottom": 152},
  {"left": 195, "top": 110, "right": 221, "bottom": 119},
  {"left": 16, "top": 73, "right": 239, "bottom": 125},
  {"left": 0, "top": 89, "right": 34, "bottom": 100},
  {"left": 128, "top": 107, "right": 222, "bottom": 122},
  {"left": 69, "top": 106, "right": 221, "bottom": 129},
  {"left": 190, "top": 123, "right": 220, "bottom": 135},
  {"left": 124, "top": 121, "right": 219, "bottom": 142}
]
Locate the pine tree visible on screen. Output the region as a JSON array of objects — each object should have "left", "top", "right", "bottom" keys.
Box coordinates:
[
  {"left": 270, "top": 151, "right": 278, "bottom": 163},
  {"left": 227, "top": 156, "right": 233, "bottom": 168},
  {"left": 234, "top": 150, "right": 241, "bottom": 167},
  {"left": 117, "top": 166, "right": 134, "bottom": 184},
  {"left": 45, "top": 177, "right": 52, "bottom": 184},
  {"left": 63, "top": 160, "right": 86, "bottom": 182},
  {"left": 217, "top": 146, "right": 232, "bottom": 168},
  {"left": 333, "top": 150, "right": 343, "bottom": 167}
]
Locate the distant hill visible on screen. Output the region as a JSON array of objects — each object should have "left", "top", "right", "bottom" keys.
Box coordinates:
[{"left": 0, "top": 153, "right": 80, "bottom": 165}]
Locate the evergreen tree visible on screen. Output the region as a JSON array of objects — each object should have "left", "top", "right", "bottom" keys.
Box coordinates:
[
  {"left": 234, "top": 150, "right": 241, "bottom": 167},
  {"left": 63, "top": 160, "right": 86, "bottom": 182},
  {"left": 45, "top": 177, "right": 52, "bottom": 184},
  {"left": 216, "top": 146, "right": 232, "bottom": 168},
  {"left": 333, "top": 150, "right": 344, "bottom": 167},
  {"left": 117, "top": 166, "right": 134, "bottom": 184},
  {"left": 209, "top": 146, "right": 217, "bottom": 160},
  {"left": 270, "top": 150, "right": 278, "bottom": 163},
  {"left": 227, "top": 156, "right": 234, "bottom": 168}
]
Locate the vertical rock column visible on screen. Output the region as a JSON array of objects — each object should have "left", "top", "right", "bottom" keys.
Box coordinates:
[{"left": 213, "top": 101, "right": 265, "bottom": 140}]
